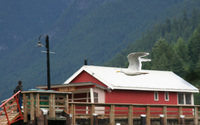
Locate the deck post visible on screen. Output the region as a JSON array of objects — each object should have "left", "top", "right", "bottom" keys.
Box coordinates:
[
  {"left": 93, "top": 113, "right": 98, "bottom": 125},
  {"left": 30, "top": 93, "right": 35, "bottom": 121},
  {"left": 49, "top": 93, "right": 55, "bottom": 117},
  {"left": 128, "top": 105, "right": 133, "bottom": 125},
  {"left": 146, "top": 106, "right": 150, "bottom": 125},
  {"left": 178, "top": 106, "right": 183, "bottom": 124},
  {"left": 162, "top": 106, "right": 167, "bottom": 125},
  {"left": 160, "top": 114, "right": 164, "bottom": 125},
  {"left": 194, "top": 106, "right": 199, "bottom": 125},
  {"left": 90, "top": 104, "right": 95, "bottom": 125},
  {"left": 65, "top": 94, "right": 69, "bottom": 112},
  {"left": 23, "top": 93, "right": 28, "bottom": 122},
  {"left": 70, "top": 104, "right": 76, "bottom": 125},
  {"left": 141, "top": 114, "right": 146, "bottom": 125},
  {"left": 110, "top": 105, "right": 115, "bottom": 125},
  {"left": 180, "top": 115, "right": 185, "bottom": 125},
  {"left": 36, "top": 93, "right": 40, "bottom": 117}
]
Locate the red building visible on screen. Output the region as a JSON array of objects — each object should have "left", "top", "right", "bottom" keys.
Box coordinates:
[{"left": 38, "top": 65, "right": 199, "bottom": 106}]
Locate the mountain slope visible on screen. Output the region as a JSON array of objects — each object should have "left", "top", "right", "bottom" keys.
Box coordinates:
[{"left": 0, "top": 0, "right": 190, "bottom": 101}]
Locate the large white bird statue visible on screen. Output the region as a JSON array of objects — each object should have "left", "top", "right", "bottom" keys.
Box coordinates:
[{"left": 117, "top": 52, "right": 151, "bottom": 76}]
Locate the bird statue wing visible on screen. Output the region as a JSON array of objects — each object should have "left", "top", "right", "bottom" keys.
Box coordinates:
[{"left": 127, "top": 52, "right": 150, "bottom": 71}]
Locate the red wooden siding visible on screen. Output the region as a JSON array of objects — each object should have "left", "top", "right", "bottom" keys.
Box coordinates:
[
  {"left": 105, "top": 90, "right": 178, "bottom": 104},
  {"left": 70, "top": 71, "right": 107, "bottom": 88}
]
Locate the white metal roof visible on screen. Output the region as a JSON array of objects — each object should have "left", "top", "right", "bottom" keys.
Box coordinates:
[{"left": 64, "top": 65, "right": 199, "bottom": 93}]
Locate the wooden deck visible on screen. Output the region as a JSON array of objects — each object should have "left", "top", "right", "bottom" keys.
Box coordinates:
[{"left": 22, "top": 91, "right": 200, "bottom": 125}]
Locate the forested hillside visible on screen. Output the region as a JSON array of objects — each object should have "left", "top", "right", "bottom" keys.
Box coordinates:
[
  {"left": 0, "top": 0, "right": 200, "bottom": 102},
  {"left": 106, "top": 8, "right": 200, "bottom": 104}
]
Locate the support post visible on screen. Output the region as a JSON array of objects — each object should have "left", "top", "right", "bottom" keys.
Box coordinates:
[
  {"left": 65, "top": 94, "right": 69, "bottom": 112},
  {"left": 141, "top": 114, "right": 146, "bottom": 125},
  {"left": 128, "top": 105, "right": 133, "bottom": 125},
  {"left": 70, "top": 104, "right": 76, "bottom": 125},
  {"left": 180, "top": 115, "right": 185, "bottom": 125},
  {"left": 90, "top": 104, "right": 95, "bottom": 125},
  {"left": 194, "top": 106, "right": 199, "bottom": 125},
  {"left": 162, "top": 106, "right": 167, "bottom": 125},
  {"left": 36, "top": 93, "right": 40, "bottom": 117},
  {"left": 110, "top": 105, "right": 115, "bottom": 125},
  {"left": 49, "top": 94, "right": 55, "bottom": 117},
  {"left": 178, "top": 107, "right": 183, "bottom": 124},
  {"left": 160, "top": 114, "right": 164, "bottom": 125},
  {"left": 23, "top": 93, "right": 28, "bottom": 122},
  {"left": 30, "top": 93, "right": 35, "bottom": 121},
  {"left": 93, "top": 113, "right": 98, "bottom": 125},
  {"left": 146, "top": 106, "right": 150, "bottom": 125}
]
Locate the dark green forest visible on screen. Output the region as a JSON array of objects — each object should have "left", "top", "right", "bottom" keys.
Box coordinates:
[
  {"left": 106, "top": 8, "right": 200, "bottom": 104},
  {"left": 0, "top": 0, "right": 185, "bottom": 101},
  {"left": 1, "top": 0, "right": 200, "bottom": 103}
]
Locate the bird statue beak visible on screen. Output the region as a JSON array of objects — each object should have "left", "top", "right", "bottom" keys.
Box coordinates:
[{"left": 116, "top": 71, "right": 120, "bottom": 73}]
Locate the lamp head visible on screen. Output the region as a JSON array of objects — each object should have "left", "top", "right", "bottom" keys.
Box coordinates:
[{"left": 37, "top": 41, "right": 44, "bottom": 47}]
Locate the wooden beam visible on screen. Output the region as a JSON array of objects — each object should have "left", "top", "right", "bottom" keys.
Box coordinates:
[
  {"left": 49, "top": 94, "right": 55, "bottom": 117},
  {"left": 162, "top": 106, "right": 167, "bottom": 125},
  {"left": 110, "top": 105, "right": 115, "bottom": 125},
  {"left": 65, "top": 94, "right": 69, "bottom": 112},
  {"left": 90, "top": 88, "right": 94, "bottom": 103},
  {"left": 178, "top": 106, "right": 183, "bottom": 124},
  {"left": 194, "top": 106, "right": 199, "bottom": 125},
  {"left": 128, "top": 105, "right": 133, "bottom": 125},
  {"left": 23, "top": 93, "right": 28, "bottom": 122},
  {"left": 36, "top": 93, "right": 40, "bottom": 117},
  {"left": 146, "top": 106, "right": 150, "bottom": 125},
  {"left": 72, "top": 104, "right": 76, "bottom": 125},
  {"left": 90, "top": 104, "right": 95, "bottom": 125},
  {"left": 30, "top": 93, "right": 35, "bottom": 121}
]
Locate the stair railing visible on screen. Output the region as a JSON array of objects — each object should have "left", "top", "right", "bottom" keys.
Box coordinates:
[{"left": 0, "top": 91, "right": 23, "bottom": 125}]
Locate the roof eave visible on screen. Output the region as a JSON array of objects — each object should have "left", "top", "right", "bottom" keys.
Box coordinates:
[{"left": 113, "top": 87, "right": 199, "bottom": 93}]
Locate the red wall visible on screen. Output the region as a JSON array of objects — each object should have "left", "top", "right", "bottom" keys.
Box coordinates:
[
  {"left": 105, "top": 90, "right": 178, "bottom": 105},
  {"left": 71, "top": 71, "right": 107, "bottom": 88},
  {"left": 71, "top": 71, "right": 178, "bottom": 105}
]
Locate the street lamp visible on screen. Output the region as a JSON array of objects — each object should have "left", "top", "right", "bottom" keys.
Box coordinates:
[{"left": 37, "top": 35, "right": 51, "bottom": 90}]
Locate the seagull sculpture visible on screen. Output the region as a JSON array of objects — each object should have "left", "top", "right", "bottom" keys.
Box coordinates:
[{"left": 117, "top": 52, "right": 151, "bottom": 76}]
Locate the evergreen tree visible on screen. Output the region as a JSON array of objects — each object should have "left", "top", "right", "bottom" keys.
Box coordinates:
[
  {"left": 188, "top": 27, "right": 200, "bottom": 64},
  {"left": 151, "top": 38, "right": 172, "bottom": 70}
]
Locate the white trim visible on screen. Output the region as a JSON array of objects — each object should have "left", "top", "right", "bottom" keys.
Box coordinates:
[
  {"left": 165, "top": 92, "right": 169, "bottom": 101},
  {"left": 154, "top": 91, "right": 159, "bottom": 101},
  {"left": 90, "top": 88, "right": 94, "bottom": 103},
  {"left": 113, "top": 86, "right": 199, "bottom": 93},
  {"left": 191, "top": 93, "right": 194, "bottom": 105},
  {"left": 72, "top": 93, "right": 74, "bottom": 102},
  {"left": 177, "top": 92, "right": 193, "bottom": 105}
]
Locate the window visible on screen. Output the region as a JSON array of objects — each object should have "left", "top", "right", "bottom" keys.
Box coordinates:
[
  {"left": 185, "top": 93, "right": 191, "bottom": 105},
  {"left": 154, "top": 92, "right": 159, "bottom": 101},
  {"left": 165, "top": 92, "right": 169, "bottom": 101},
  {"left": 178, "top": 93, "right": 184, "bottom": 104},
  {"left": 94, "top": 92, "right": 98, "bottom": 103},
  {"left": 178, "top": 93, "right": 192, "bottom": 105}
]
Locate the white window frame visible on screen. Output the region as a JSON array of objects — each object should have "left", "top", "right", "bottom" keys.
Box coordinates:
[
  {"left": 165, "top": 92, "right": 169, "bottom": 101},
  {"left": 177, "top": 93, "right": 193, "bottom": 105},
  {"left": 154, "top": 91, "right": 159, "bottom": 101}
]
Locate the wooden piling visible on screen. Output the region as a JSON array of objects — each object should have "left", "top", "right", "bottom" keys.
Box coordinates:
[
  {"left": 128, "top": 105, "right": 133, "bottom": 125},
  {"left": 23, "top": 93, "right": 28, "bottom": 122},
  {"left": 30, "top": 93, "right": 35, "bottom": 121},
  {"left": 110, "top": 105, "right": 115, "bottom": 125},
  {"left": 146, "top": 106, "right": 150, "bottom": 125}
]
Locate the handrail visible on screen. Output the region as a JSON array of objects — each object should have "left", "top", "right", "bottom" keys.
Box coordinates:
[
  {"left": 0, "top": 91, "right": 21, "bottom": 108},
  {"left": 0, "top": 90, "right": 23, "bottom": 125}
]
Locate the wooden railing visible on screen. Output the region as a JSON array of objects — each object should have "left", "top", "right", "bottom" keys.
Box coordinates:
[
  {"left": 0, "top": 91, "right": 23, "bottom": 125},
  {"left": 22, "top": 91, "right": 200, "bottom": 125},
  {"left": 22, "top": 90, "right": 69, "bottom": 122},
  {"left": 68, "top": 102, "right": 200, "bottom": 125}
]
